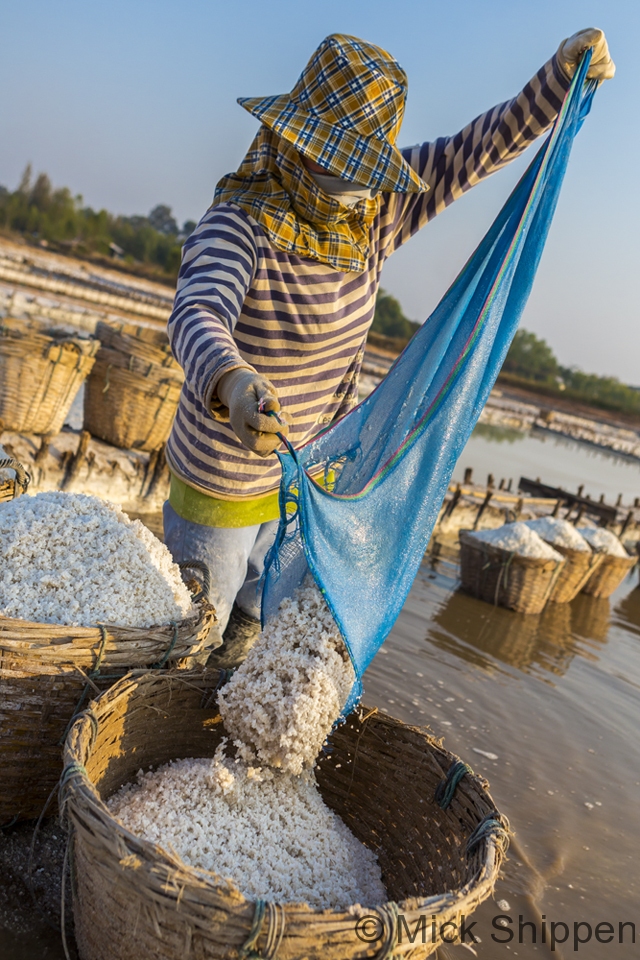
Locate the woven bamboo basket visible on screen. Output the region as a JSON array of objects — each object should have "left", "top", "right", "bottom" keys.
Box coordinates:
[
  {"left": 83, "top": 321, "right": 183, "bottom": 452},
  {"left": 60, "top": 671, "right": 509, "bottom": 960},
  {"left": 581, "top": 549, "right": 636, "bottom": 599},
  {"left": 95, "top": 320, "right": 181, "bottom": 370},
  {"left": 0, "top": 317, "right": 99, "bottom": 434},
  {"left": 0, "top": 584, "right": 215, "bottom": 824},
  {"left": 459, "top": 530, "right": 566, "bottom": 615},
  {"left": 542, "top": 542, "right": 604, "bottom": 604}
]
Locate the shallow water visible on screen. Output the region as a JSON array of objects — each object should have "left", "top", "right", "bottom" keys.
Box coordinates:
[
  {"left": 364, "top": 561, "right": 640, "bottom": 959},
  {"left": 453, "top": 424, "right": 640, "bottom": 504}
]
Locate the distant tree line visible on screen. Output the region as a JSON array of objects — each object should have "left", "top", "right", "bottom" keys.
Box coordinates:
[
  {"left": 372, "top": 291, "right": 640, "bottom": 419},
  {"left": 501, "top": 329, "right": 640, "bottom": 417},
  {"left": 0, "top": 165, "right": 195, "bottom": 278}
]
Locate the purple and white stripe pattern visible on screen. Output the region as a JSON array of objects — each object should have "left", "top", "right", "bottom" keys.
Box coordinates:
[{"left": 167, "top": 57, "right": 569, "bottom": 500}]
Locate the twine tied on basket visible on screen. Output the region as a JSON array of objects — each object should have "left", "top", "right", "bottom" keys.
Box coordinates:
[
  {"left": 466, "top": 811, "right": 511, "bottom": 860},
  {"left": 239, "top": 899, "right": 286, "bottom": 959},
  {"left": 435, "top": 759, "right": 474, "bottom": 810}
]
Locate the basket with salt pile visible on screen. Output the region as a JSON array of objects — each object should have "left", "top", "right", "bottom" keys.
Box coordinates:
[
  {"left": 523, "top": 518, "right": 604, "bottom": 604},
  {"left": 459, "top": 526, "right": 566, "bottom": 615},
  {"left": 0, "top": 489, "right": 216, "bottom": 823},
  {"left": 0, "top": 580, "right": 214, "bottom": 824},
  {"left": 83, "top": 320, "right": 184, "bottom": 452},
  {"left": 0, "top": 317, "right": 99, "bottom": 434},
  {"left": 60, "top": 671, "right": 509, "bottom": 960},
  {"left": 578, "top": 527, "right": 637, "bottom": 600}
]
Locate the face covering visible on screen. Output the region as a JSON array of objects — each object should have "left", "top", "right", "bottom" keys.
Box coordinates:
[
  {"left": 309, "top": 171, "right": 376, "bottom": 207},
  {"left": 211, "top": 127, "right": 380, "bottom": 272}
]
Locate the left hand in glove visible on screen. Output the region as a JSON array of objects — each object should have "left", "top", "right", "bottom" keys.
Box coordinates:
[{"left": 558, "top": 28, "right": 615, "bottom": 81}]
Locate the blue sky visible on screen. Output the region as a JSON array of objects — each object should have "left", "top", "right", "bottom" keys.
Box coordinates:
[{"left": 1, "top": 0, "right": 637, "bottom": 383}]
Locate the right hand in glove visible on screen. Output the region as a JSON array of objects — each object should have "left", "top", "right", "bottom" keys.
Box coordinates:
[
  {"left": 216, "top": 367, "right": 291, "bottom": 457},
  {"left": 558, "top": 28, "right": 615, "bottom": 81}
]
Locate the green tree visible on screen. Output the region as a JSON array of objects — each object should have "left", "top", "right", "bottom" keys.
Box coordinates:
[
  {"left": 502, "top": 329, "right": 559, "bottom": 383},
  {"left": 371, "top": 288, "right": 420, "bottom": 341}
]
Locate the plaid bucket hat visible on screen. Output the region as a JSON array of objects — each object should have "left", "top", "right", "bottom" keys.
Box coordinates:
[{"left": 238, "top": 34, "right": 429, "bottom": 195}]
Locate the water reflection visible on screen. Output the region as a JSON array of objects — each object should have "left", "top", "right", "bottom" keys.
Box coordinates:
[
  {"left": 473, "top": 422, "right": 527, "bottom": 444},
  {"left": 428, "top": 585, "right": 608, "bottom": 680},
  {"left": 612, "top": 584, "right": 640, "bottom": 639},
  {"left": 570, "top": 592, "right": 612, "bottom": 644}
]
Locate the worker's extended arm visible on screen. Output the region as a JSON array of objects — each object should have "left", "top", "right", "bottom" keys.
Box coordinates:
[
  {"left": 382, "top": 29, "right": 614, "bottom": 255},
  {"left": 167, "top": 206, "right": 289, "bottom": 454}
]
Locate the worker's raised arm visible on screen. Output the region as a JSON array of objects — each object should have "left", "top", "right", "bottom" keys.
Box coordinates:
[
  {"left": 382, "top": 29, "right": 614, "bottom": 255},
  {"left": 167, "top": 205, "right": 259, "bottom": 414}
]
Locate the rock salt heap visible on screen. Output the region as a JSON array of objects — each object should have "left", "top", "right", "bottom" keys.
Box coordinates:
[
  {"left": 471, "top": 521, "right": 564, "bottom": 560},
  {"left": 218, "top": 578, "right": 356, "bottom": 775},
  {"left": 108, "top": 579, "right": 386, "bottom": 909},
  {"left": 108, "top": 748, "right": 386, "bottom": 910},
  {"left": 0, "top": 491, "right": 192, "bottom": 626},
  {"left": 578, "top": 526, "right": 629, "bottom": 558},
  {"left": 525, "top": 517, "right": 591, "bottom": 552}
]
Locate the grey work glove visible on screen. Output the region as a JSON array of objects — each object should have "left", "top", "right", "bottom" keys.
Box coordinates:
[
  {"left": 558, "top": 28, "right": 615, "bottom": 81},
  {"left": 216, "top": 367, "right": 291, "bottom": 457}
]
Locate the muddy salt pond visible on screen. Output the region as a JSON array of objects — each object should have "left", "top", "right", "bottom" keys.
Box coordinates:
[{"left": 2, "top": 426, "right": 639, "bottom": 959}]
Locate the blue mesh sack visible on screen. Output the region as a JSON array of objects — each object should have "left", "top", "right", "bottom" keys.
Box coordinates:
[{"left": 262, "top": 55, "right": 597, "bottom": 713}]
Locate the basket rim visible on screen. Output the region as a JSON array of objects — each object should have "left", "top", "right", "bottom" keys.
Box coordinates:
[
  {"left": 0, "top": 598, "right": 208, "bottom": 640},
  {"left": 60, "top": 671, "right": 508, "bottom": 939}
]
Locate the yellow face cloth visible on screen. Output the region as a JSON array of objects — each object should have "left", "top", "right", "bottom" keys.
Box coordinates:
[{"left": 211, "top": 127, "right": 380, "bottom": 273}]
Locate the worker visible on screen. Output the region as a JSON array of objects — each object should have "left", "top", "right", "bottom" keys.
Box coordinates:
[{"left": 164, "top": 29, "right": 614, "bottom": 665}]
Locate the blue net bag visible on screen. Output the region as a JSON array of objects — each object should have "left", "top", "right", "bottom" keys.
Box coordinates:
[{"left": 263, "top": 55, "right": 597, "bottom": 713}]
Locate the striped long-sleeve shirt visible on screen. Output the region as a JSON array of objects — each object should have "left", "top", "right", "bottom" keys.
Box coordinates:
[{"left": 166, "top": 56, "right": 570, "bottom": 500}]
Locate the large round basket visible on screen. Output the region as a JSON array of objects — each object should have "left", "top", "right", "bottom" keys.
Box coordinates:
[
  {"left": 542, "top": 542, "right": 604, "bottom": 604},
  {"left": 581, "top": 550, "right": 636, "bottom": 599},
  {"left": 459, "top": 529, "right": 565, "bottom": 615},
  {"left": 0, "top": 317, "right": 99, "bottom": 434},
  {"left": 0, "top": 590, "right": 215, "bottom": 824},
  {"left": 83, "top": 321, "right": 184, "bottom": 452},
  {"left": 60, "top": 671, "right": 510, "bottom": 960}
]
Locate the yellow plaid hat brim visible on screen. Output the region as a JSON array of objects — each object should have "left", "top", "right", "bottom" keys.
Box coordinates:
[{"left": 238, "top": 93, "right": 429, "bottom": 195}]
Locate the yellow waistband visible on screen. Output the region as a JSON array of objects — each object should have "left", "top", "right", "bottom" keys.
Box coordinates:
[{"left": 169, "top": 472, "right": 282, "bottom": 528}]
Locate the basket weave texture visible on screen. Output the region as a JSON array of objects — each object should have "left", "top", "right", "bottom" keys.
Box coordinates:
[
  {"left": 61, "top": 671, "right": 509, "bottom": 960},
  {"left": 0, "top": 597, "right": 214, "bottom": 823},
  {"left": 581, "top": 551, "right": 636, "bottom": 599},
  {"left": 83, "top": 321, "right": 183, "bottom": 452},
  {"left": 543, "top": 542, "right": 604, "bottom": 604},
  {"left": 459, "top": 530, "right": 565, "bottom": 615},
  {"left": 0, "top": 317, "right": 99, "bottom": 434}
]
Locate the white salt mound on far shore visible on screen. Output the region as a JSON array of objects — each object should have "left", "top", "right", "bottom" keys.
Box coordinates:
[
  {"left": 471, "top": 522, "right": 563, "bottom": 560},
  {"left": 0, "top": 491, "right": 192, "bottom": 626},
  {"left": 525, "top": 517, "right": 591, "bottom": 552},
  {"left": 107, "top": 746, "right": 387, "bottom": 910},
  {"left": 577, "top": 526, "right": 629, "bottom": 559},
  {"left": 218, "top": 579, "right": 355, "bottom": 775}
]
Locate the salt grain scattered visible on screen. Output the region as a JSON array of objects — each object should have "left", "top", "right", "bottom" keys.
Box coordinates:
[
  {"left": 108, "top": 745, "right": 386, "bottom": 910},
  {"left": 0, "top": 492, "right": 192, "bottom": 626},
  {"left": 577, "top": 527, "right": 629, "bottom": 558},
  {"left": 526, "top": 517, "right": 590, "bottom": 552},
  {"left": 471, "top": 522, "right": 563, "bottom": 560},
  {"left": 218, "top": 579, "right": 355, "bottom": 775}
]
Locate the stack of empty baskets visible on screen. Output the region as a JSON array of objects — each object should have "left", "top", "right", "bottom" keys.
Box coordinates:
[
  {"left": 84, "top": 321, "right": 183, "bottom": 452},
  {"left": 0, "top": 317, "right": 99, "bottom": 434}
]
